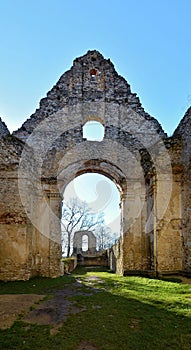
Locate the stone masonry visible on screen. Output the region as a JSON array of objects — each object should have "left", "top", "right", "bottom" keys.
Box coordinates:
[
  {"left": 73, "top": 230, "right": 97, "bottom": 255},
  {"left": 0, "top": 117, "right": 9, "bottom": 139},
  {"left": 0, "top": 50, "right": 190, "bottom": 280}
]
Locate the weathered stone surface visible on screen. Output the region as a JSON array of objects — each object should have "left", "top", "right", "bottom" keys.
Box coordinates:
[
  {"left": 0, "top": 117, "right": 9, "bottom": 139},
  {"left": 73, "top": 230, "right": 97, "bottom": 255},
  {"left": 0, "top": 50, "right": 190, "bottom": 280},
  {"left": 13, "top": 50, "right": 166, "bottom": 142}
]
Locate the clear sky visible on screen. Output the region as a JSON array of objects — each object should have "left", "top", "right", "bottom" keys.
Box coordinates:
[{"left": 0, "top": 0, "right": 191, "bottom": 135}]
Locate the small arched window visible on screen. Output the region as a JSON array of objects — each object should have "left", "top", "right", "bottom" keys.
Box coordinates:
[
  {"left": 82, "top": 235, "right": 88, "bottom": 252},
  {"left": 83, "top": 121, "right": 104, "bottom": 141},
  {"left": 90, "top": 68, "right": 98, "bottom": 77}
]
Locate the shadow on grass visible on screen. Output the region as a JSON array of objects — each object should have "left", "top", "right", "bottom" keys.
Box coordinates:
[
  {"left": 0, "top": 274, "right": 74, "bottom": 295},
  {"left": 0, "top": 269, "right": 191, "bottom": 350},
  {"left": 73, "top": 266, "right": 110, "bottom": 275},
  {"left": 158, "top": 276, "right": 183, "bottom": 283}
]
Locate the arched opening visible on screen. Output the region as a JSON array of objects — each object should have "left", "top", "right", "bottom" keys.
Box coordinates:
[
  {"left": 83, "top": 121, "right": 104, "bottom": 141},
  {"left": 82, "top": 234, "right": 88, "bottom": 252},
  {"left": 90, "top": 68, "right": 98, "bottom": 77},
  {"left": 61, "top": 173, "right": 121, "bottom": 258}
]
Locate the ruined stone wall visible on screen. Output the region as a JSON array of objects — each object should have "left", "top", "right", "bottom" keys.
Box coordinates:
[
  {"left": 0, "top": 135, "right": 62, "bottom": 280},
  {"left": 0, "top": 136, "right": 32, "bottom": 280},
  {"left": 154, "top": 137, "right": 183, "bottom": 274},
  {"left": 13, "top": 51, "right": 166, "bottom": 142},
  {"left": 108, "top": 238, "right": 124, "bottom": 274},
  {"left": 173, "top": 107, "right": 191, "bottom": 273},
  {"left": 73, "top": 230, "right": 96, "bottom": 255},
  {"left": 0, "top": 50, "right": 189, "bottom": 280},
  {"left": 78, "top": 252, "right": 108, "bottom": 267},
  {"left": 0, "top": 117, "right": 9, "bottom": 139}
]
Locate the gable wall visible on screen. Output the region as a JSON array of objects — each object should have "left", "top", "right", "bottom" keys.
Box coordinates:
[{"left": 0, "top": 51, "right": 189, "bottom": 280}]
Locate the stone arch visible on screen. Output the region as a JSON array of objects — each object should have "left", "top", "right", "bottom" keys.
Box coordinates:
[
  {"left": 57, "top": 157, "right": 128, "bottom": 197},
  {"left": 82, "top": 115, "right": 105, "bottom": 127},
  {"left": 39, "top": 135, "right": 151, "bottom": 275},
  {"left": 0, "top": 50, "right": 179, "bottom": 281}
]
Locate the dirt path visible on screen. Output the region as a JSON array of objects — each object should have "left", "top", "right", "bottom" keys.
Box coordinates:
[
  {"left": 0, "top": 276, "right": 101, "bottom": 349},
  {"left": 23, "top": 282, "right": 90, "bottom": 327},
  {"left": 0, "top": 294, "right": 45, "bottom": 329},
  {"left": 0, "top": 276, "right": 101, "bottom": 331}
]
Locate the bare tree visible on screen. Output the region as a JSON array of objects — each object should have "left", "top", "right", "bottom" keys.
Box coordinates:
[
  {"left": 95, "top": 225, "right": 118, "bottom": 251},
  {"left": 61, "top": 198, "right": 105, "bottom": 257}
]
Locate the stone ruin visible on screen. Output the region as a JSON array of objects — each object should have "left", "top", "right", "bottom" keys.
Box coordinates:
[
  {"left": 73, "top": 230, "right": 97, "bottom": 256},
  {"left": 0, "top": 50, "right": 191, "bottom": 280},
  {"left": 73, "top": 230, "right": 108, "bottom": 267}
]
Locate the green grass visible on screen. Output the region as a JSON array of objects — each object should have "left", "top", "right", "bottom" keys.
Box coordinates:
[
  {"left": 0, "top": 267, "right": 191, "bottom": 349},
  {"left": 0, "top": 274, "right": 74, "bottom": 294}
]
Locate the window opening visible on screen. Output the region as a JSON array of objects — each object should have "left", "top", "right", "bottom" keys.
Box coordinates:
[
  {"left": 90, "top": 68, "right": 97, "bottom": 77},
  {"left": 83, "top": 121, "right": 104, "bottom": 141},
  {"left": 82, "top": 234, "right": 88, "bottom": 252}
]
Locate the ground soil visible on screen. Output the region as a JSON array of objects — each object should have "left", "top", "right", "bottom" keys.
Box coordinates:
[
  {"left": 0, "top": 276, "right": 101, "bottom": 349},
  {"left": 0, "top": 276, "right": 101, "bottom": 330},
  {"left": 76, "top": 341, "right": 98, "bottom": 350},
  {"left": 0, "top": 294, "right": 45, "bottom": 329}
]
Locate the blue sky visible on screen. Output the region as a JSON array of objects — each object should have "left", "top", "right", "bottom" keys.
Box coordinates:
[{"left": 0, "top": 0, "right": 191, "bottom": 135}]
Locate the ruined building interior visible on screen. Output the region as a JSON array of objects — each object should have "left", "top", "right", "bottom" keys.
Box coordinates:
[{"left": 0, "top": 50, "right": 191, "bottom": 280}]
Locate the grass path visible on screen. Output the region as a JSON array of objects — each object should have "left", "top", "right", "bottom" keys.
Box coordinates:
[{"left": 0, "top": 267, "right": 191, "bottom": 349}]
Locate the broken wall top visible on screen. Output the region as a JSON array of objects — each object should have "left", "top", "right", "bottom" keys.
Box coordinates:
[
  {"left": 13, "top": 50, "right": 166, "bottom": 141},
  {"left": 0, "top": 135, "right": 25, "bottom": 171},
  {"left": 0, "top": 117, "right": 9, "bottom": 139},
  {"left": 174, "top": 106, "right": 191, "bottom": 139}
]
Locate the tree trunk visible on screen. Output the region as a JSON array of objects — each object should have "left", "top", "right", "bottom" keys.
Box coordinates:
[{"left": 67, "top": 232, "right": 71, "bottom": 257}]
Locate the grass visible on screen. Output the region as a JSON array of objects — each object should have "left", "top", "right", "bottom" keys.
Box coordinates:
[
  {"left": 0, "top": 274, "right": 73, "bottom": 294},
  {"left": 0, "top": 267, "right": 191, "bottom": 349}
]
